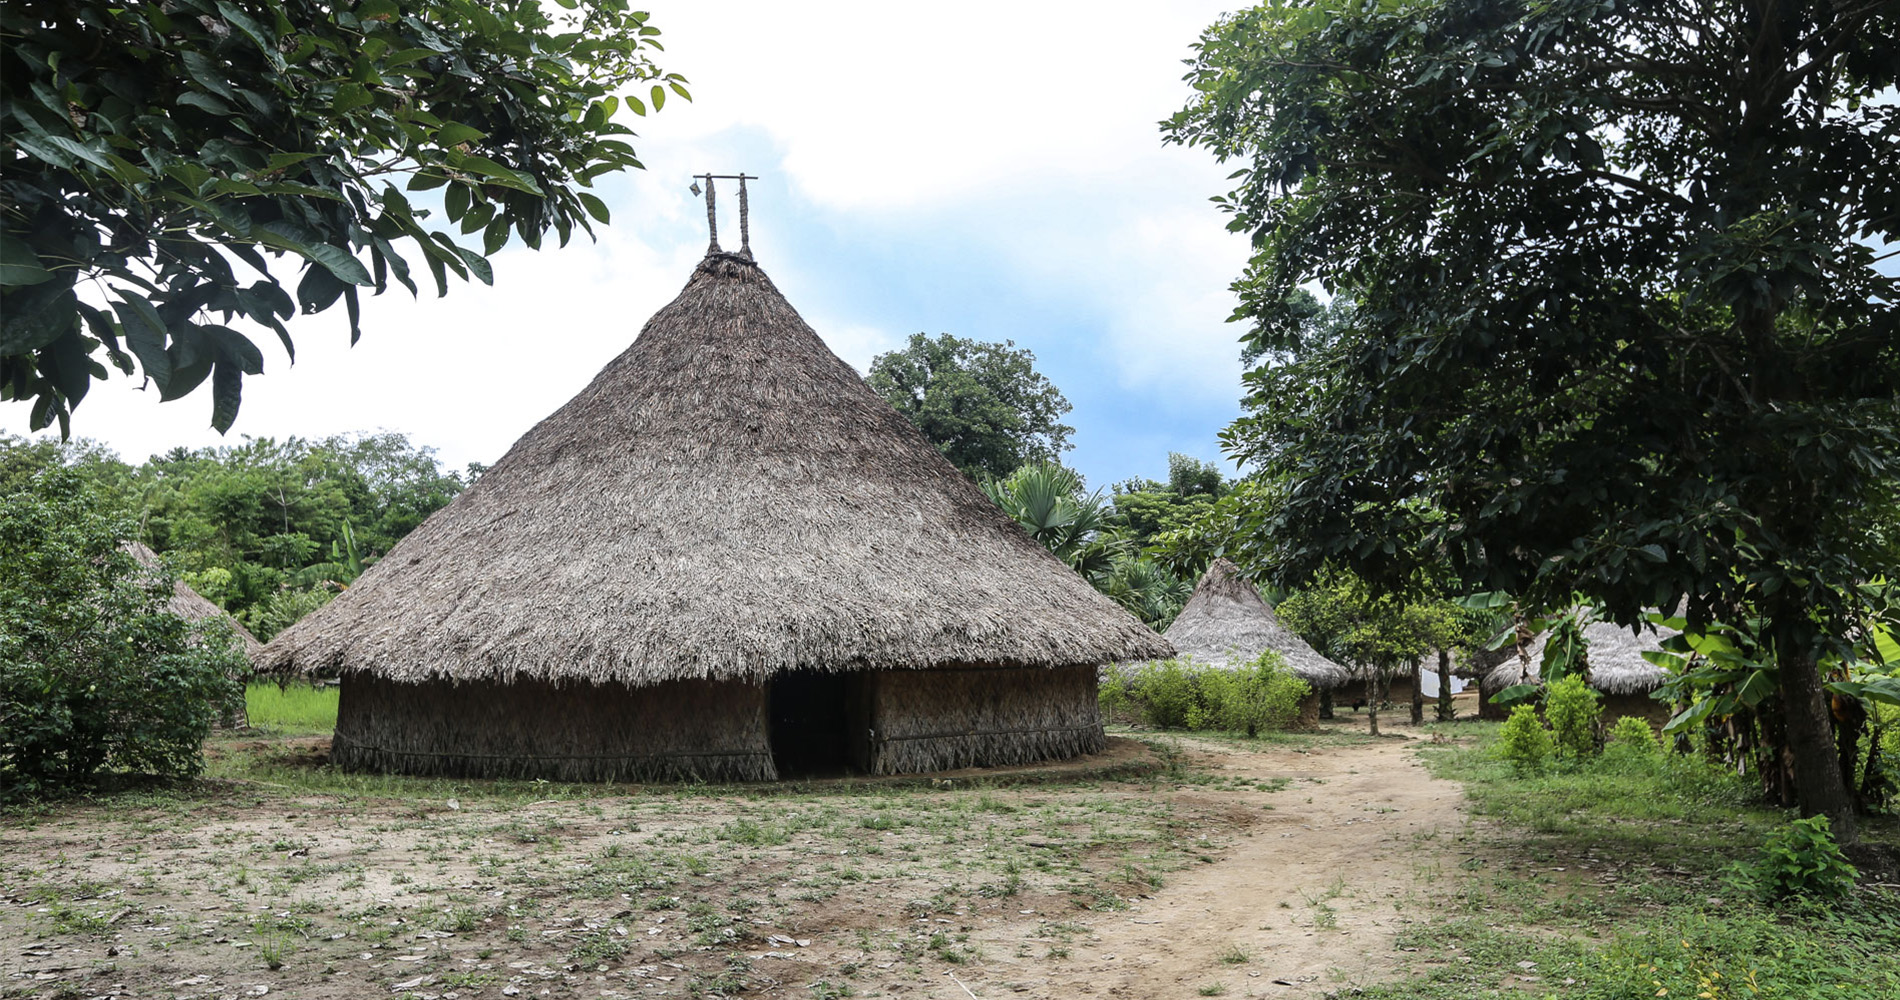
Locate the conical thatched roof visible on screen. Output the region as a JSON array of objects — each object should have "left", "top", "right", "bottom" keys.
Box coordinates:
[
  {"left": 1483, "top": 611, "right": 1675, "bottom": 696},
  {"left": 126, "top": 541, "right": 264, "bottom": 658},
  {"left": 260, "top": 253, "right": 1170, "bottom": 685},
  {"left": 1159, "top": 559, "right": 1351, "bottom": 689}
]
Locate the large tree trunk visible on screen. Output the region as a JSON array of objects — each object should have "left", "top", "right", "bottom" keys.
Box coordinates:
[
  {"left": 1773, "top": 611, "right": 1857, "bottom": 843},
  {"left": 1436, "top": 648, "right": 1454, "bottom": 721}
]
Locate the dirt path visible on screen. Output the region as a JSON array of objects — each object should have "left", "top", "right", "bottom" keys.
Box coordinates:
[{"left": 946, "top": 730, "right": 1471, "bottom": 999}]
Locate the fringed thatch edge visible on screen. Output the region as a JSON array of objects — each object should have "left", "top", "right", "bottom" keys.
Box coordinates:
[
  {"left": 329, "top": 736, "right": 777, "bottom": 783},
  {"left": 871, "top": 724, "right": 1106, "bottom": 775}
]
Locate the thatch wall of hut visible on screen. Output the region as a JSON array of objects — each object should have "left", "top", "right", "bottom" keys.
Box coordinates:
[
  {"left": 332, "top": 675, "right": 774, "bottom": 782},
  {"left": 866, "top": 666, "right": 1105, "bottom": 775}
]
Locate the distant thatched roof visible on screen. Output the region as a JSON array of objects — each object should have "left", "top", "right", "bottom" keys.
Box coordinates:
[
  {"left": 260, "top": 253, "right": 1171, "bottom": 685},
  {"left": 1157, "top": 559, "right": 1352, "bottom": 690},
  {"left": 126, "top": 541, "right": 263, "bottom": 658},
  {"left": 1482, "top": 611, "right": 1675, "bottom": 696}
]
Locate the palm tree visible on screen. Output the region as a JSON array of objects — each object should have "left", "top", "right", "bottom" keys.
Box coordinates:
[{"left": 981, "top": 462, "right": 1127, "bottom": 579}]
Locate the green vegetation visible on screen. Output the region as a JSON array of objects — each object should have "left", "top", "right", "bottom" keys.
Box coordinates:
[
  {"left": 867, "top": 332, "right": 1074, "bottom": 482},
  {"left": 1100, "top": 653, "right": 1310, "bottom": 736},
  {"left": 1276, "top": 572, "right": 1469, "bottom": 735},
  {"left": 244, "top": 682, "right": 338, "bottom": 735},
  {"left": 1757, "top": 816, "right": 1859, "bottom": 902},
  {"left": 1494, "top": 706, "right": 1552, "bottom": 778},
  {"left": 1166, "top": 0, "right": 1900, "bottom": 839},
  {"left": 1, "top": 468, "right": 245, "bottom": 800},
  {"left": 1, "top": 431, "right": 468, "bottom": 639},
  {"left": 1383, "top": 724, "right": 1900, "bottom": 999},
  {"left": 1543, "top": 674, "right": 1602, "bottom": 760},
  {"left": 3, "top": 0, "right": 686, "bottom": 431}
]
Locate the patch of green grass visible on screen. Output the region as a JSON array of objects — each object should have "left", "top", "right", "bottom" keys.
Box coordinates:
[
  {"left": 1416, "top": 723, "right": 1782, "bottom": 868},
  {"left": 243, "top": 681, "right": 339, "bottom": 734},
  {"left": 1368, "top": 724, "right": 1900, "bottom": 999}
]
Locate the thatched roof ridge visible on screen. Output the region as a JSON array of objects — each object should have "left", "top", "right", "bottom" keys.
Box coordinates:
[
  {"left": 126, "top": 541, "right": 264, "bottom": 658},
  {"left": 259, "top": 253, "right": 1171, "bottom": 685},
  {"left": 1482, "top": 611, "right": 1675, "bottom": 696},
  {"left": 1158, "top": 559, "right": 1352, "bottom": 689}
]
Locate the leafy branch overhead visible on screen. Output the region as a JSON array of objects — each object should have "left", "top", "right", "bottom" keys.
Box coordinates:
[{"left": 1, "top": 0, "right": 688, "bottom": 434}]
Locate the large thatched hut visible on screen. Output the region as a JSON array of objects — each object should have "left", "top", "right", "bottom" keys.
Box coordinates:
[
  {"left": 1159, "top": 559, "right": 1351, "bottom": 725},
  {"left": 259, "top": 251, "right": 1170, "bottom": 781},
  {"left": 127, "top": 541, "right": 260, "bottom": 725},
  {"left": 1479, "top": 612, "right": 1676, "bottom": 725}
]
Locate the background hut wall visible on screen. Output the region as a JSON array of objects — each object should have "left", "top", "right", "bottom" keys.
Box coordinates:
[
  {"left": 333, "top": 675, "right": 775, "bottom": 782},
  {"left": 1601, "top": 692, "right": 1673, "bottom": 728},
  {"left": 867, "top": 665, "right": 1105, "bottom": 774}
]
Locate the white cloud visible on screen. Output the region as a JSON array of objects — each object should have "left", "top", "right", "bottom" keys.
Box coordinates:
[{"left": 5, "top": 1, "right": 1257, "bottom": 479}]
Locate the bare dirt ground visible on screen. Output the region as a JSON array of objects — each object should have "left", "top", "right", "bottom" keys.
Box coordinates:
[
  {"left": 954, "top": 729, "right": 1473, "bottom": 1000},
  {"left": 2, "top": 716, "right": 1474, "bottom": 1000}
]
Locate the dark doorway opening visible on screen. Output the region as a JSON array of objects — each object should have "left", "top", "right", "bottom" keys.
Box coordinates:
[{"left": 769, "top": 670, "right": 860, "bottom": 777}]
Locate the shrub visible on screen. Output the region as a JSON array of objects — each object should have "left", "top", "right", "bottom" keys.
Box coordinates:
[
  {"left": 1543, "top": 674, "right": 1602, "bottom": 758},
  {"left": 1497, "top": 704, "right": 1553, "bottom": 776},
  {"left": 1199, "top": 653, "right": 1311, "bottom": 737},
  {"left": 1133, "top": 660, "right": 1200, "bottom": 730},
  {"left": 1100, "top": 655, "right": 1311, "bottom": 736},
  {"left": 1603, "top": 715, "right": 1661, "bottom": 761},
  {"left": 1757, "top": 815, "right": 1858, "bottom": 900},
  {"left": 0, "top": 469, "right": 245, "bottom": 801}
]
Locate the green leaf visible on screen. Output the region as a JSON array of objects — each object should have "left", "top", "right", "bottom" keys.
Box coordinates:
[
  {"left": 0, "top": 233, "right": 54, "bottom": 286},
  {"left": 435, "top": 122, "right": 486, "bottom": 147},
  {"left": 332, "top": 83, "right": 374, "bottom": 114},
  {"left": 453, "top": 155, "right": 543, "bottom": 194},
  {"left": 255, "top": 223, "right": 373, "bottom": 285},
  {"left": 209, "top": 359, "right": 243, "bottom": 433},
  {"left": 577, "top": 191, "right": 610, "bottom": 224},
  {"left": 650, "top": 84, "right": 665, "bottom": 112},
  {"left": 110, "top": 295, "right": 173, "bottom": 389}
]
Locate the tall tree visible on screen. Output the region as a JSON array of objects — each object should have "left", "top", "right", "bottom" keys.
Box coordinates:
[
  {"left": 2, "top": 1, "right": 686, "bottom": 433},
  {"left": 867, "top": 333, "right": 1074, "bottom": 481},
  {"left": 1166, "top": 0, "right": 1900, "bottom": 838}
]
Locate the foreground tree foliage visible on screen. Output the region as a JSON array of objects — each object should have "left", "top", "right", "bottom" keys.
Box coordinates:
[
  {"left": 0, "top": 468, "right": 247, "bottom": 800},
  {"left": 1167, "top": 0, "right": 1900, "bottom": 837},
  {"left": 2, "top": 0, "right": 685, "bottom": 433},
  {"left": 868, "top": 333, "right": 1075, "bottom": 482}
]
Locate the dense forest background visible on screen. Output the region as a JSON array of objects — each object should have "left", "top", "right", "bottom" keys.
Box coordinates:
[{"left": 0, "top": 432, "right": 476, "bottom": 641}]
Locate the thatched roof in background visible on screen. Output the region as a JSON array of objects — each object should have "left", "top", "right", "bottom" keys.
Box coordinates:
[
  {"left": 126, "top": 541, "right": 263, "bottom": 658},
  {"left": 1158, "top": 559, "right": 1352, "bottom": 689},
  {"left": 260, "top": 253, "right": 1171, "bottom": 686},
  {"left": 1482, "top": 611, "right": 1675, "bottom": 696}
]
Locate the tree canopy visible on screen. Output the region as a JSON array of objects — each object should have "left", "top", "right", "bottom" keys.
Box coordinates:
[
  {"left": 1166, "top": 0, "right": 1900, "bottom": 836},
  {"left": 2, "top": 0, "right": 685, "bottom": 434},
  {"left": 867, "top": 333, "right": 1074, "bottom": 482},
  {"left": 1, "top": 430, "right": 468, "bottom": 639},
  {"left": 2, "top": 467, "right": 246, "bottom": 799}
]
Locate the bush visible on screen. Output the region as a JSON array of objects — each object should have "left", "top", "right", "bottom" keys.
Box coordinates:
[
  {"left": 1544, "top": 674, "right": 1603, "bottom": 758},
  {"left": 1100, "top": 654, "right": 1311, "bottom": 736},
  {"left": 0, "top": 469, "right": 245, "bottom": 801},
  {"left": 1198, "top": 653, "right": 1311, "bottom": 736},
  {"left": 1497, "top": 704, "right": 1554, "bottom": 776},
  {"left": 1603, "top": 715, "right": 1662, "bottom": 764},
  {"left": 1757, "top": 815, "right": 1859, "bottom": 901}
]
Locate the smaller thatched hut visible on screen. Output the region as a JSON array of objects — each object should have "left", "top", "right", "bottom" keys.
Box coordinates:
[
  {"left": 1157, "top": 559, "right": 1352, "bottom": 726},
  {"left": 1480, "top": 612, "right": 1676, "bottom": 726},
  {"left": 126, "top": 541, "right": 260, "bottom": 725}
]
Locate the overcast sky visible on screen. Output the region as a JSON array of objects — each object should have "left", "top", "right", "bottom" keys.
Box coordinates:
[{"left": 1, "top": 1, "right": 1253, "bottom": 489}]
